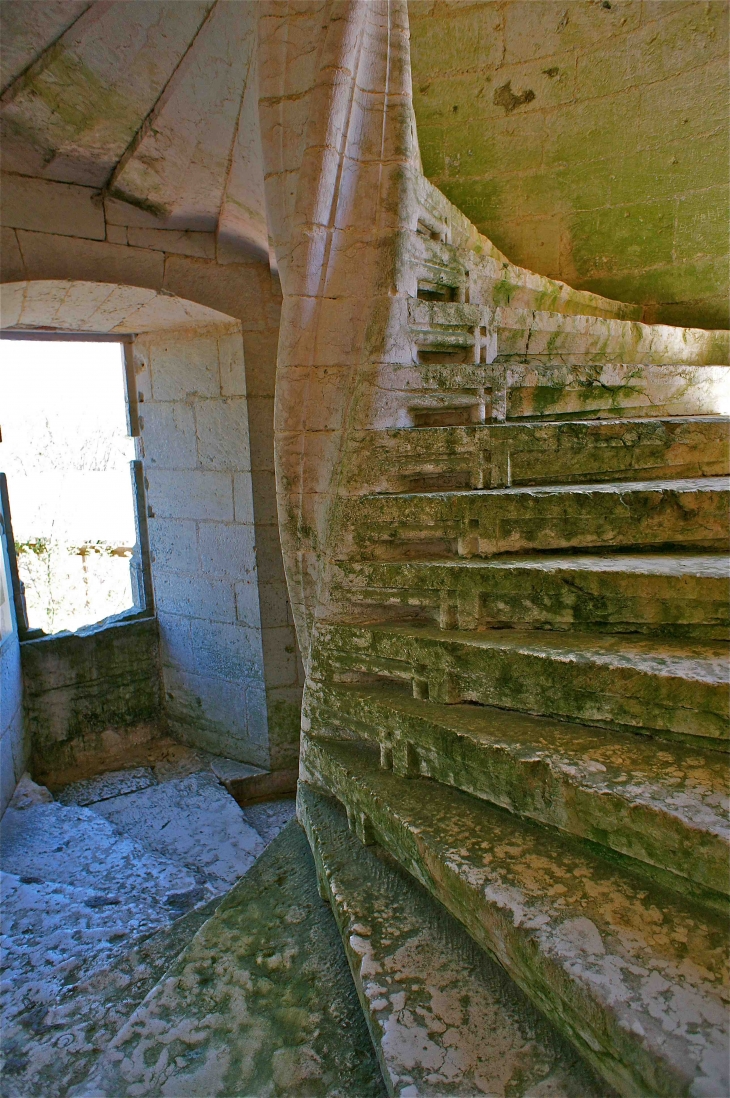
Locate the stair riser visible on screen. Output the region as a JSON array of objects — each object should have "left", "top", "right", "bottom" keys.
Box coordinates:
[
  {"left": 346, "top": 418, "right": 730, "bottom": 494},
  {"left": 337, "top": 482, "right": 729, "bottom": 560},
  {"left": 307, "top": 683, "right": 730, "bottom": 901},
  {"left": 332, "top": 563, "right": 730, "bottom": 638},
  {"left": 316, "top": 626, "right": 728, "bottom": 746},
  {"left": 303, "top": 737, "right": 729, "bottom": 1098}
]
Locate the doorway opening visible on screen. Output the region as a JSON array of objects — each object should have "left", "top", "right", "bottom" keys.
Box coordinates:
[{"left": 0, "top": 338, "right": 145, "bottom": 634}]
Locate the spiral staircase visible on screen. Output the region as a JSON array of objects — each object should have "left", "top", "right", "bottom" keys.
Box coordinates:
[{"left": 252, "top": 2, "right": 730, "bottom": 1093}]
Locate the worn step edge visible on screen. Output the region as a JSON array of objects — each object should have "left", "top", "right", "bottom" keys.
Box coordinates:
[
  {"left": 331, "top": 554, "right": 730, "bottom": 638},
  {"left": 307, "top": 681, "right": 730, "bottom": 905},
  {"left": 337, "top": 477, "right": 730, "bottom": 560},
  {"left": 302, "top": 736, "right": 729, "bottom": 1098},
  {"left": 299, "top": 783, "right": 612, "bottom": 1098},
  {"left": 317, "top": 623, "right": 729, "bottom": 746},
  {"left": 346, "top": 416, "right": 730, "bottom": 494}
]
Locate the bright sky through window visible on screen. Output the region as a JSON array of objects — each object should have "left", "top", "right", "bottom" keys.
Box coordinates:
[{"left": 0, "top": 341, "right": 138, "bottom": 633}]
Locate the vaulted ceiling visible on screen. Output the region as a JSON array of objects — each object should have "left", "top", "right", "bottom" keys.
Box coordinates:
[{"left": 0, "top": 0, "right": 268, "bottom": 257}]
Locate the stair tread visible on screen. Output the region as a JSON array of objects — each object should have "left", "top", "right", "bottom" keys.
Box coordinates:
[
  {"left": 316, "top": 681, "right": 729, "bottom": 837},
  {"left": 342, "top": 552, "right": 730, "bottom": 578},
  {"left": 311, "top": 681, "right": 730, "bottom": 899},
  {"left": 74, "top": 821, "right": 386, "bottom": 1098},
  {"left": 305, "top": 737, "right": 729, "bottom": 1098},
  {"left": 334, "top": 622, "right": 728, "bottom": 682},
  {"left": 300, "top": 785, "right": 609, "bottom": 1098},
  {"left": 364, "top": 475, "right": 730, "bottom": 501},
  {"left": 382, "top": 413, "right": 730, "bottom": 434}
]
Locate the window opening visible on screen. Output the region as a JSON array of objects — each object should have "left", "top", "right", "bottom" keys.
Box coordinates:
[{"left": 0, "top": 339, "right": 145, "bottom": 634}]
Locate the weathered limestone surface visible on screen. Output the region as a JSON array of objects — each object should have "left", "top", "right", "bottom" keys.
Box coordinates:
[
  {"left": 409, "top": 1, "right": 730, "bottom": 328},
  {"left": 20, "top": 617, "right": 163, "bottom": 786},
  {"left": 300, "top": 784, "right": 608, "bottom": 1098},
  {"left": 345, "top": 417, "right": 730, "bottom": 495},
  {"left": 337, "top": 477, "right": 730, "bottom": 560},
  {"left": 303, "top": 737, "right": 729, "bottom": 1098},
  {"left": 2, "top": 4, "right": 728, "bottom": 1094},
  {"left": 259, "top": 4, "right": 729, "bottom": 1096},
  {"left": 0, "top": 761, "right": 295, "bottom": 1098},
  {"left": 317, "top": 622, "right": 728, "bottom": 746},
  {"left": 332, "top": 555, "right": 730, "bottom": 638},
  {"left": 306, "top": 682, "right": 729, "bottom": 903},
  {"left": 0, "top": 280, "right": 302, "bottom": 773},
  {"left": 75, "top": 821, "right": 386, "bottom": 1098}
]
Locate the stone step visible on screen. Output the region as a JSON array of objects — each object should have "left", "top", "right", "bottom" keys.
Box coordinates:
[
  {"left": 365, "top": 361, "right": 730, "bottom": 430},
  {"left": 491, "top": 307, "right": 730, "bottom": 366},
  {"left": 345, "top": 417, "right": 730, "bottom": 494},
  {"left": 299, "top": 784, "right": 609, "bottom": 1098},
  {"left": 0, "top": 798, "right": 217, "bottom": 1098},
  {"left": 331, "top": 554, "right": 730, "bottom": 639},
  {"left": 1, "top": 875, "right": 220, "bottom": 1098},
  {"left": 302, "top": 736, "right": 729, "bottom": 1098},
  {"left": 335, "top": 477, "right": 730, "bottom": 560},
  {"left": 315, "top": 623, "right": 729, "bottom": 747},
  {"left": 307, "top": 680, "right": 729, "bottom": 905},
  {"left": 72, "top": 821, "right": 386, "bottom": 1098},
  {"left": 406, "top": 298, "right": 729, "bottom": 368}
]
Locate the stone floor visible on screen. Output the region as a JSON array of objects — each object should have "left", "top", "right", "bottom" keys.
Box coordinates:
[{"left": 0, "top": 754, "right": 296, "bottom": 1097}]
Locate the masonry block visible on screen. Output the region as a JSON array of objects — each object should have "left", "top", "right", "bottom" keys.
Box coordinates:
[
  {"left": 147, "top": 470, "right": 233, "bottom": 522},
  {"left": 148, "top": 334, "right": 221, "bottom": 401},
  {"left": 198, "top": 522, "right": 256, "bottom": 579},
  {"left": 141, "top": 403, "right": 198, "bottom": 469},
  {"left": 154, "top": 571, "right": 237, "bottom": 624},
  {"left": 195, "top": 399, "right": 251, "bottom": 470},
  {"left": 192, "top": 620, "right": 266, "bottom": 683}
]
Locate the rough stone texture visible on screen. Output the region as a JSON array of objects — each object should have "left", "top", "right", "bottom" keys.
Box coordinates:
[
  {"left": 319, "top": 622, "right": 728, "bottom": 746},
  {"left": 307, "top": 682, "right": 729, "bottom": 904},
  {"left": 56, "top": 766, "right": 157, "bottom": 807},
  {"left": 338, "top": 477, "right": 730, "bottom": 560},
  {"left": 0, "top": 277, "right": 302, "bottom": 773},
  {"left": 345, "top": 416, "right": 730, "bottom": 495},
  {"left": 300, "top": 785, "right": 609, "bottom": 1098},
  {"left": 257, "top": 7, "right": 730, "bottom": 1098},
  {"left": 74, "top": 821, "right": 387, "bottom": 1098},
  {"left": 0, "top": 762, "right": 295, "bottom": 1097},
  {"left": 410, "top": 0, "right": 730, "bottom": 329},
  {"left": 303, "top": 737, "right": 729, "bottom": 1098},
  {"left": 135, "top": 324, "right": 279, "bottom": 768},
  {"left": 20, "top": 616, "right": 163, "bottom": 787},
  {"left": 2, "top": 4, "right": 729, "bottom": 1094},
  {"left": 333, "top": 554, "right": 730, "bottom": 639},
  {"left": 90, "top": 770, "right": 266, "bottom": 894}
]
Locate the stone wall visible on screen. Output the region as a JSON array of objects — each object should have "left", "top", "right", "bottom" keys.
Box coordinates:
[
  {"left": 0, "top": 178, "right": 304, "bottom": 772},
  {"left": 410, "top": 0, "right": 729, "bottom": 328},
  {"left": 0, "top": 486, "right": 28, "bottom": 815},
  {"left": 20, "top": 616, "right": 162, "bottom": 789},
  {"left": 136, "top": 325, "right": 284, "bottom": 769}
]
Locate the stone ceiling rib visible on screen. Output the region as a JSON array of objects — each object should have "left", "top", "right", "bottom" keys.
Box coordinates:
[
  {"left": 0, "top": 0, "right": 214, "bottom": 188},
  {"left": 217, "top": 25, "right": 269, "bottom": 265},
  {"left": 0, "top": 0, "right": 92, "bottom": 97},
  {"left": 109, "top": 0, "right": 256, "bottom": 233}
]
